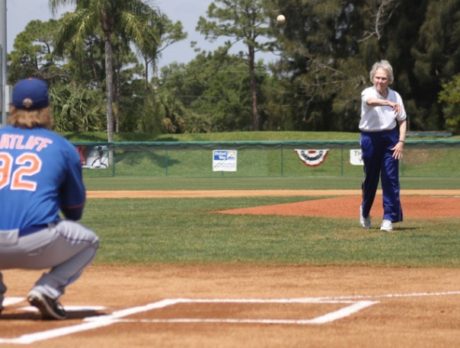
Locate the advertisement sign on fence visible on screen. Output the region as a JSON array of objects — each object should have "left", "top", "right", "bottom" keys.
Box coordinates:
[
  {"left": 77, "top": 145, "right": 109, "bottom": 169},
  {"left": 212, "top": 150, "right": 237, "bottom": 172},
  {"left": 350, "top": 149, "right": 364, "bottom": 166}
]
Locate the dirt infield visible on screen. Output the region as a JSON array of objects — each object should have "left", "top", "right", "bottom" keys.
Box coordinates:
[
  {"left": 88, "top": 189, "right": 460, "bottom": 219},
  {"left": 2, "top": 265, "right": 460, "bottom": 347},
  {"left": 219, "top": 194, "right": 460, "bottom": 219},
  {"left": 1, "top": 190, "right": 459, "bottom": 347}
]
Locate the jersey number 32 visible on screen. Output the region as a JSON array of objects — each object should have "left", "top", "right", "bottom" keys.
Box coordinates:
[{"left": 0, "top": 152, "right": 42, "bottom": 191}]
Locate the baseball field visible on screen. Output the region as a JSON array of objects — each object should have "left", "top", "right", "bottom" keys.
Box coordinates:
[{"left": 1, "top": 176, "right": 459, "bottom": 347}]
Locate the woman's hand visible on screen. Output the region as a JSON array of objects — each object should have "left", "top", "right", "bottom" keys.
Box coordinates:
[
  {"left": 389, "top": 101, "right": 402, "bottom": 116},
  {"left": 392, "top": 140, "right": 404, "bottom": 159}
]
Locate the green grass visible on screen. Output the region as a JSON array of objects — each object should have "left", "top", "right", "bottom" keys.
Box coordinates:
[
  {"left": 82, "top": 197, "right": 460, "bottom": 267},
  {"left": 74, "top": 131, "right": 460, "bottom": 269},
  {"left": 84, "top": 175, "right": 460, "bottom": 190}
]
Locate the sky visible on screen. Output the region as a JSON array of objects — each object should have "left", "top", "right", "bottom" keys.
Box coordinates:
[{"left": 5, "top": 0, "right": 274, "bottom": 68}]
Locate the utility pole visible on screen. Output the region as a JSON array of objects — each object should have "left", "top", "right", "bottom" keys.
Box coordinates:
[{"left": 0, "top": 0, "right": 7, "bottom": 127}]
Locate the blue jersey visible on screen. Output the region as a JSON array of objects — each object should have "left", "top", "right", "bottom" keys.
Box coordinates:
[{"left": 0, "top": 126, "right": 85, "bottom": 230}]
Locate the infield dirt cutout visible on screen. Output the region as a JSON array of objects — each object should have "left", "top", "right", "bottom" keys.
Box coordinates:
[
  {"left": 88, "top": 189, "right": 460, "bottom": 219},
  {"left": 1, "top": 190, "right": 459, "bottom": 347}
]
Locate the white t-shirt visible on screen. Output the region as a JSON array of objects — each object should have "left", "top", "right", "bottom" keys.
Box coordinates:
[{"left": 359, "top": 86, "right": 407, "bottom": 131}]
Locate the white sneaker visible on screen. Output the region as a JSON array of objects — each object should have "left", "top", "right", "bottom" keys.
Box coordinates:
[
  {"left": 380, "top": 219, "right": 393, "bottom": 232},
  {"left": 360, "top": 206, "right": 371, "bottom": 229}
]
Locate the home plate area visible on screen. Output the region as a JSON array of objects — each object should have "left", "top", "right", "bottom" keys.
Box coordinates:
[
  {"left": 0, "top": 297, "right": 378, "bottom": 344},
  {"left": 1, "top": 291, "right": 459, "bottom": 345}
]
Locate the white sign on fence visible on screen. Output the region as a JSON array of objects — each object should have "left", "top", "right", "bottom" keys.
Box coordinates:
[
  {"left": 350, "top": 149, "right": 364, "bottom": 166},
  {"left": 212, "top": 150, "right": 237, "bottom": 172},
  {"left": 81, "top": 145, "right": 109, "bottom": 169}
]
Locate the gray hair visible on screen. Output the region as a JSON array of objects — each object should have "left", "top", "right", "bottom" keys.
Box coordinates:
[{"left": 369, "top": 60, "right": 394, "bottom": 84}]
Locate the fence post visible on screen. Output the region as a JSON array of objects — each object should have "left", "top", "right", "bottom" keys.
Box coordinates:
[
  {"left": 164, "top": 149, "right": 169, "bottom": 176},
  {"left": 280, "top": 145, "right": 284, "bottom": 177},
  {"left": 340, "top": 145, "right": 344, "bottom": 176},
  {"left": 111, "top": 144, "right": 116, "bottom": 177}
]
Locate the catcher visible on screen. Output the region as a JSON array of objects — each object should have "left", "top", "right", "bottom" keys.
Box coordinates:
[{"left": 0, "top": 78, "right": 99, "bottom": 320}]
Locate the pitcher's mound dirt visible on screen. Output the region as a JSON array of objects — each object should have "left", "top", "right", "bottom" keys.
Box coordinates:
[{"left": 219, "top": 195, "right": 460, "bottom": 219}]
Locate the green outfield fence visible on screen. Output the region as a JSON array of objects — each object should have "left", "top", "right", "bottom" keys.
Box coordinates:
[{"left": 74, "top": 140, "right": 460, "bottom": 179}]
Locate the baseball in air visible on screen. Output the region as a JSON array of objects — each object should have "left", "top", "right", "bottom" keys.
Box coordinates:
[{"left": 276, "top": 14, "right": 286, "bottom": 25}]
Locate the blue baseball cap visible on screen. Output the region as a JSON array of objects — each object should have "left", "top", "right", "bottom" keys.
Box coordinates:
[{"left": 12, "top": 78, "right": 49, "bottom": 110}]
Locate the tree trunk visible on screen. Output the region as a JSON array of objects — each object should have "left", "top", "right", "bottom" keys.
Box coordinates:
[
  {"left": 104, "top": 38, "right": 114, "bottom": 143},
  {"left": 104, "top": 36, "right": 115, "bottom": 167},
  {"left": 248, "top": 45, "right": 259, "bottom": 131},
  {"left": 144, "top": 56, "right": 149, "bottom": 88}
]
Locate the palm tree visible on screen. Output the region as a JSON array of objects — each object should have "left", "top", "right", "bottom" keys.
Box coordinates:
[
  {"left": 137, "top": 16, "right": 186, "bottom": 86},
  {"left": 49, "top": 0, "right": 160, "bottom": 142}
]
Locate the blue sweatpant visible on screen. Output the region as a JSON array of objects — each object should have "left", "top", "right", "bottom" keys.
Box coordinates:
[{"left": 360, "top": 128, "right": 403, "bottom": 222}]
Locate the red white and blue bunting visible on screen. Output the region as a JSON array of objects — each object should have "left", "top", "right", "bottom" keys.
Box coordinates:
[{"left": 294, "top": 149, "right": 329, "bottom": 167}]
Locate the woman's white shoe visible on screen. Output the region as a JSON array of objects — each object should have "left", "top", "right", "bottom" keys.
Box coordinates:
[{"left": 380, "top": 219, "right": 393, "bottom": 232}]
